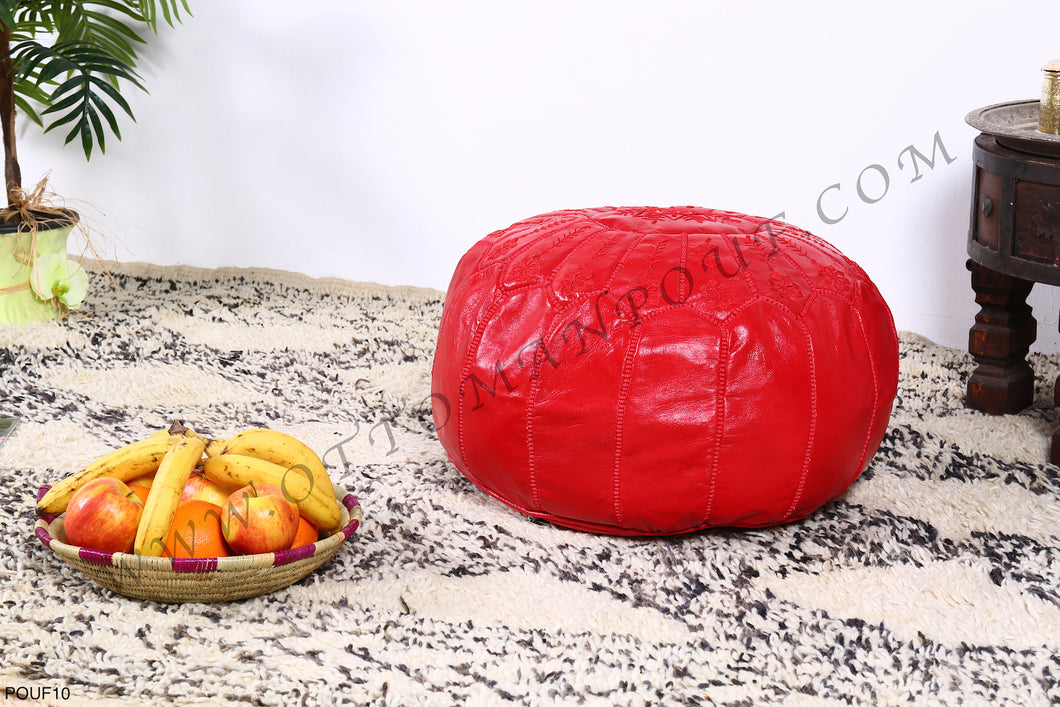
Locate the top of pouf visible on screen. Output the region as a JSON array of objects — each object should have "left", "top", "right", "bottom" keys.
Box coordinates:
[{"left": 432, "top": 206, "right": 899, "bottom": 536}]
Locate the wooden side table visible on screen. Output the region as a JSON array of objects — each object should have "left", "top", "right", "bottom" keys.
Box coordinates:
[{"left": 965, "top": 103, "right": 1060, "bottom": 464}]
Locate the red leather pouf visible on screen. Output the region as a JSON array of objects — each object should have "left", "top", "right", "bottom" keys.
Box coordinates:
[{"left": 431, "top": 206, "right": 899, "bottom": 536}]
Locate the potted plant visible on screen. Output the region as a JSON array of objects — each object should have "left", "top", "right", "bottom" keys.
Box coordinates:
[{"left": 0, "top": 0, "right": 188, "bottom": 324}]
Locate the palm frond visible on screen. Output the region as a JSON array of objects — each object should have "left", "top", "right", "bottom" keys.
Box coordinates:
[
  {"left": 10, "top": 40, "right": 144, "bottom": 159},
  {"left": 0, "top": 0, "right": 190, "bottom": 175},
  {"left": 17, "top": 2, "right": 147, "bottom": 65},
  {"left": 13, "top": 81, "right": 50, "bottom": 126},
  {"left": 139, "top": 0, "right": 190, "bottom": 33},
  {"left": 0, "top": 2, "right": 16, "bottom": 29}
]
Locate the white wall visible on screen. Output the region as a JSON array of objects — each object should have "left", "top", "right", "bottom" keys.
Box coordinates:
[{"left": 17, "top": 0, "right": 1060, "bottom": 351}]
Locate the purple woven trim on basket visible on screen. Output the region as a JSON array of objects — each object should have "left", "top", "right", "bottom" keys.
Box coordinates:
[
  {"left": 342, "top": 517, "right": 360, "bottom": 539},
  {"left": 171, "top": 556, "right": 219, "bottom": 574},
  {"left": 78, "top": 547, "right": 116, "bottom": 566},
  {"left": 36, "top": 486, "right": 58, "bottom": 523},
  {"left": 342, "top": 494, "right": 359, "bottom": 511},
  {"left": 35, "top": 525, "right": 53, "bottom": 549},
  {"left": 273, "top": 543, "right": 316, "bottom": 567}
]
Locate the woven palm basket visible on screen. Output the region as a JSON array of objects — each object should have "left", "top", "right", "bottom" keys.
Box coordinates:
[{"left": 34, "top": 485, "right": 362, "bottom": 603}]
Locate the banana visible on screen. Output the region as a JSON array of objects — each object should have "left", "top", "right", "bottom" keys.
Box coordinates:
[
  {"left": 133, "top": 435, "right": 206, "bottom": 556},
  {"left": 201, "top": 454, "right": 341, "bottom": 532},
  {"left": 36, "top": 433, "right": 183, "bottom": 516},
  {"left": 218, "top": 428, "right": 338, "bottom": 517},
  {"left": 202, "top": 437, "right": 228, "bottom": 458}
]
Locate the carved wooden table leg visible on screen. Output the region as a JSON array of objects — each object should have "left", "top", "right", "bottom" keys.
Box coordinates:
[{"left": 966, "top": 260, "right": 1036, "bottom": 415}]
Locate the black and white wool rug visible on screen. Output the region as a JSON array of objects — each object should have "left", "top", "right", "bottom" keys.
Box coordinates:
[{"left": 0, "top": 261, "right": 1058, "bottom": 706}]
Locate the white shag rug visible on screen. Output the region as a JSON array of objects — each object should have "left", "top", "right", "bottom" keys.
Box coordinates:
[{"left": 1, "top": 261, "right": 1058, "bottom": 706}]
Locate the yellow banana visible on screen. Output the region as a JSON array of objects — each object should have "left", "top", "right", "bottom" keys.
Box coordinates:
[
  {"left": 36, "top": 433, "right": 183, "bottom": 516},
  {"left": 202, "top": 437, "right": 228, "bottom": 458},
  {"left": 201, "top": 454, "right": 341, "bottom": 532},
  {"left": 134, "top": 435, "right": 206, "bottom": 556},
  {"left": 218, "top": 428, "right": 338, "bottom": 516}
]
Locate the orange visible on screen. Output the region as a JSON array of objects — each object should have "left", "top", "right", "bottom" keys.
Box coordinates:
[
  {"left": 131, "top": 485, "right": 151, "bottom": 505},
  {"left": 288, "top": 515, "right": 320, "bottom": 549},
  {"left": 163, "top": 501, "right": 230, "bottom": 559}
]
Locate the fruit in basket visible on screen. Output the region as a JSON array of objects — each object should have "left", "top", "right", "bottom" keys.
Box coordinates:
[
  {"left": 203, "top": 437, "right": 228, "bottom": 457},
  {"left": 128, "top": 473, "right": 155, "bottom": 489},
  {"left": 180, "top": 472, "right": 234, "bottom": 507},
  {"left": 37, "top": 422, "right": 343, "bottom": 556},
  {"left": 221, "top": 483, "right": 299, "bottom": 554},
  {"left": 210, "top": 428, "right": 339, "bottom": 518},
  {"left": 64, "top": 477, "right": 145, "bottom": 553},
  {"left": 289, "top": 515, "right": 320, "bottom": 550},
  {"left": 163, "top": 501, "right": 230, "bottom": 558},
  {"left": 36, "top": 429, "right": 184, "bottom": 516},
  {"left": 134, "top": 435, "right": 207, "bottom": 556},
  {"left": 202, "top": 453, "right": 341, "bottom": 532},
  {"left": 130, "top": 485, "right": 151, "bottom": 505}
]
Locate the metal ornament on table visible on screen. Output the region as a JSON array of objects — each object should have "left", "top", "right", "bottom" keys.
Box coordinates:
[{"left": 1040, "top": 59, "right": 1060, "bottom": 136}]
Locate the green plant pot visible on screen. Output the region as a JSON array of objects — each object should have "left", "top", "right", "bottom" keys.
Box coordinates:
[{"left": 0, "top": 209, "right": 82, "bottom": 324}]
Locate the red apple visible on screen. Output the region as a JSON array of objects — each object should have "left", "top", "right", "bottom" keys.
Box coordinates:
[
  {"left": 221, "top": 483, "right": 299, "bottom": 555},
  {"left": 64, "top": 477, "right": 145, "bottom": 553},
  {"left": 181, "top": 472, "right": 235, "bottom": 507}
]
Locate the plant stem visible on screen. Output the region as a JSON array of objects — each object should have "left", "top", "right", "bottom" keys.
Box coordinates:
[{"left": 0, "top": 25, "right": 20, "bottom": 210}]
